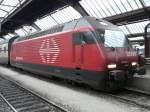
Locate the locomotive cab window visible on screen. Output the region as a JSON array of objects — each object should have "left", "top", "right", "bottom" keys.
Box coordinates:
[
  {"left": 73, "top": 32, "right": 82, "bottom": 45},
  {"left": 73, "top": 31, "right": 96, "bottom": 45},
  {"left": 95, "top": 30, "right": 105, "bottom": 43}
]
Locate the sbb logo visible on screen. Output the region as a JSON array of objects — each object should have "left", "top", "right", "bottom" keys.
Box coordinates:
[{"left": 39, "top": 38, "right": 60, "bottom": 64}]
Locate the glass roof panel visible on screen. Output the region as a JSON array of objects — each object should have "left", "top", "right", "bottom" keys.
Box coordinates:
[
  {"left": 35, "top": 16, "right": 58, "bottom": 30},
  {"left": 21, "top": 0, "right": 26, "bottom": 4},
  {"left": 0, "top": 5, "right": 13, "bottom": 12},
  {"left": 15, "top": 28, "right": 27, "bottom": 36},
  {"left": 8, "top": 33, "right": 15, "bottom": 37},
  {"left": 51, "top": 13, "right": 64, "bottom": 24},
  {"left": 107, "top": 0, "right": 122, "bottom": 14},
  {"left": 80, "top": 0, "right": 106, "bottom": 18},
  {"left": 89, "top": 0, "right": 104, "bottom": 17},
  {"left": 80, "top": 0, "right": 144, "bottom": 18},
  {"left": 127, "top": 24, "right": 140, "bottom": 34},
  {"left": 80, "top": 0, "right": 102, "bottom": 18},
  {"left": 114, "top": 0, "right": 127, "bottom": 13},
  {"left": 0, "top": 10, "right": 7, "bottom": 17},
  {"left": 2, "top": 0, "right": 19, "bottom": 6},
  {"left": 96, "top": 0, "right": 112, "bottom": 17},
  {"left": 128, "top": 36, "right": 144, "bottom": 41},
  {"left": 80, "top": 0, "right": 103, "bottom": 18},
  {"left": 130, "top": 25, "right": 140, "bottom": 33},
  {"left": 35, "top": 6, "right": 81, "bottom": 30},
  {"left": 23, "top": 25, "right": 37, "bottom": 34},
  {"left": 3, "top": 34, "right": 11, "bottom": 39},
  {"left": 134, "top": 0, "right": 143, "bottom": 8},
  {"left": 0, "top": 0, "right": 27, "bottom": 21},
  {"left": 120, "top": 20, "right": 150, "bottom": 35},
  {"left": 103, "top": 0, "right": 118, "bottom": 14},
  {"left": 123, "top": 0, "right": 133, "bottom": 11},
  {"left": 128, "top": 0, "right": 138, "bottom": 10},
  {"left": 52, "top": 10, "right": 66, "bottom": 24},
  {"left": 143, "top": 0, "right": 150, "bottom": 6},
  {"left": 51, "top": 6, "right": 81, "bottom": 24},
  {"left": 119, "top": 25, "right": 130, "bottom": 34}
]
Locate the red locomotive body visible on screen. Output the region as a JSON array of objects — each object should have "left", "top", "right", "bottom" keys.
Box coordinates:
[{"left": 10, "top": 17, "right": 145, "bottom": 91}]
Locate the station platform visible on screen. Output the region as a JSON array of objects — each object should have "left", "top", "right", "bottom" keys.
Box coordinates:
[{"left": 127, "top": 65, "right": 150, "bottom": 93}]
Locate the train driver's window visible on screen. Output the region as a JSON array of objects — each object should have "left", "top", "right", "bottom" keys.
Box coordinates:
[
  {"left": 73, "top": 31, "right": 95, "bottom": 45},
  {"left": 73, "top": 32, "right": 82, "bottom": 45},
  {"left": 81, "top": 31, "right": 95, "bottom": 44},
  {"left": 95, "top": 30, "right": 105, "bottom": 43}
]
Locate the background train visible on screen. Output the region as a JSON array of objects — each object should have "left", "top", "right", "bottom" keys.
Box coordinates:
[
  {"left": 0, "top": 36, "right": 18, "bottom": 65},
  {"left": 0, "top": 17, "right": 146, "bottom": 91}
]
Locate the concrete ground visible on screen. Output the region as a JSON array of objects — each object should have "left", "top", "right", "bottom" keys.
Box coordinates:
[{"left": 0, "top": 66, "right": 149, "bottom": 112}]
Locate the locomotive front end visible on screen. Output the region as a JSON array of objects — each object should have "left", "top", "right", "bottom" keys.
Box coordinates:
[
  {"left": 106, "top": 54, "right": 146, "bottom": 90},
  {"left": 83, "top": 17, "right": 146, "bottom": 91},
  {"left": 102, "top": 30, "right": 146, "bottom": 90}
]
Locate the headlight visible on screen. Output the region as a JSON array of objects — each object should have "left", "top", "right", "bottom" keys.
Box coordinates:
[
  {"left": 107, "top": 64, "right": 117, "bottom": 69},
  {"left": 131, "top": 62, "right": 137, "bottom": 66}
]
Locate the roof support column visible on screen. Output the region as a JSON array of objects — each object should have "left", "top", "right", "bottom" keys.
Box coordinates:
[
  {"left": 72, "top": 2, "right": 89, "bottom": 16},
  {"left": 31, "top": 23, "right": 41, "bottom": 31},
  {"left": 139, "top": 0, "right": 150, "bottom": 18},
  {"left": 144, "top": 23, "right": 150, "bottom": 58},
  {"left": 0, "top": 22, "right": 1, "bottom": 33},
  {"left": 13, "top": 32, "right": 19, "bottom": 36}
]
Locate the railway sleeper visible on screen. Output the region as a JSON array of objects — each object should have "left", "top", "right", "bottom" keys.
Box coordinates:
[
  {"left": 17, "top": 103, "right": 49, "bottom": 111},
  {"left": 12, "top": 100, "right": 40, "bottom": 108},
  {"left": 4, "top": 93, "right": 30, "bottom": 99},
  {"left": 5, "top": 94, "right": 32, "bottom": 101},
  {"left": 9, "top": 97, "right": 35, "bottom": 104}
]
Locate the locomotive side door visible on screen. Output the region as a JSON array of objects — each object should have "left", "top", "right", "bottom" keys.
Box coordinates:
[
  {"left": 72, "top": 32, "right": 83, "bottom": 69},
  {"left": 72, "top": 30, "right": 95, "bottom": 70}
]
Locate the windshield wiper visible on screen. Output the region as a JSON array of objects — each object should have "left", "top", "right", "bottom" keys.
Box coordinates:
[
  {"left": 110, "top": 46, "right": 115, "bottom": 51},
  {"left": 105, "top": 44, "right": 115, "bottom": 51}
]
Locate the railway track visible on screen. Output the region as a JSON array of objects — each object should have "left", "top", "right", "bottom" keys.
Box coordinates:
[
  {"left": 0, "top": 94, "right": 14, "bottom": 112},
  {"left": 0, "top": 76, "right": 68, "bottom": 112},
  {"left": 1, "top": 69, "right": 150, "bottom": 112},
  {"left": 107, "top": 88, "right": 150, "bottom": 110}
]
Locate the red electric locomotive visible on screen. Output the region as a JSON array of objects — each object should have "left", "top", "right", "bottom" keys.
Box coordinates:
[{"left": 10, "top": 17, "right": 145, "bottom": 91}]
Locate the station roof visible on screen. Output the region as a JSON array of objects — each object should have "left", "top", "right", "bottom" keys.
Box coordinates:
[
  {"left": 0, "top": 0, "right": 26, "bottom": 21},
  {"left": 0, "top": 0, "right": 150, "bottom": 47}
]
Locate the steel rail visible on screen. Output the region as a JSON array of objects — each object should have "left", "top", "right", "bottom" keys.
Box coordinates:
[
  {"left": 0, "top": 75, "right": 68, "bottom": 112},
  {"left": 106, "top": 88, "right": 150, "bottom": 110}
]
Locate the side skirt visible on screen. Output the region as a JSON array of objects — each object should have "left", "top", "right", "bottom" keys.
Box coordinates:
[{"left": 10, "top": 61, "right": 110, "bottom": 90}]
